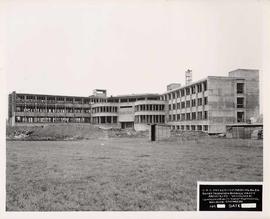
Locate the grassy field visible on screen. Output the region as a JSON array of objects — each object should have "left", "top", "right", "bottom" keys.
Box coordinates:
[{"left": 6, "top": 137, "right": 263, "bottom": 211}]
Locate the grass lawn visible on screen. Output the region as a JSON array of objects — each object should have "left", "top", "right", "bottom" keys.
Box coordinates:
[{"left": 6, "top": 137, "right": 263, "bottom": 211}]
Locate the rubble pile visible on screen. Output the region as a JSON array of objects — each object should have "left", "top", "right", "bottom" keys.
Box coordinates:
[
  {"left": 6, "top": 124, "right": 106, "bottom": 141},
  {"left": 107, "top": 128, "right": 149, "bottom": 138},
  {"left": 6, "top": 125, "right": 149, "bottom": 141}
]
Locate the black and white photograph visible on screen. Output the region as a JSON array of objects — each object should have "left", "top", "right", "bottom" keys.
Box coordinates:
[{"left": 0, "top": 0, "right": 269, "bottom": 218}]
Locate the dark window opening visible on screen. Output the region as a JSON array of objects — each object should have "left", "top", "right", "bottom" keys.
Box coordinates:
[
  {"left": 197, "top": 83, "right": 202, "bottom": 93},
  {"left": 204, "top": 97, "right": 208, "bottom": 105},
  {"left": 237, "top": 83, "right": 244, "bottom": 94},
  {"left": 237, "top": 112, "right": 245, "bottom": 122},
  {"left": 237, "top": 97, "right": 244, "bottom": 108}
]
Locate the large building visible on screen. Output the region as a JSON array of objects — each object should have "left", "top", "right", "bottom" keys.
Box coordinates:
[{"left": 8, "top": 69, "right": 260, "bottom": 133}]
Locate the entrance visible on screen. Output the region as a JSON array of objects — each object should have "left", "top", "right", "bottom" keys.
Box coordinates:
[{"left": 151, "top": 124, "right": 156, "bottom": 141}]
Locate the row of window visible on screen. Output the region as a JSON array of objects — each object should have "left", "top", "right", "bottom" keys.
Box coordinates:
[
  {"left": 16, "top": 95, "right": 161, "bottom": 104},
  {"left": 15, "top": 116, "right": 91, "bottom": 123},
  {"left": 16, "top": 107, "right": 91, "bottom": 113},
  {"left": 92, "top": 106, "right": 118, "bottom": 113},
  {"left": 134, "top": 115, "right": 165, "bottom": 123},
  {"left": 135, "top": 104, "right": 165, "bottom": 112},
  {"left": 171, "top": 125, "right": 208, "bottom": 131},
  {"left": 168, "top": 97, "right": 208, "bottom": 110},
  {"left": 168, "top": 111, "right": 208, "bottom": 121},
  {"left": 163, "top": 81, "right": 207, "bottom": 101},
  {"left": 92, "top": 116, "right": 118, "bottom": 124},
  {"left": 16, "top": 95, "right": 91, "bottom": 103}
]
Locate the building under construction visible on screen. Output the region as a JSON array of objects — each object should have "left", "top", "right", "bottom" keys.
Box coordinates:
[{"left": 8, "top": 69, "right": 260, "bottom": 133}]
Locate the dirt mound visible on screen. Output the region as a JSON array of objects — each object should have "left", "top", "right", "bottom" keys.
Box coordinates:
[
  {"left": 170, "top": 130, "right": 209, "bottom": 140},
  {"left": 6, "top": 124, "right": 107, "bottom": 140},
  {"left": 6, "top": 124, "right": 149, "bottom": 140}
]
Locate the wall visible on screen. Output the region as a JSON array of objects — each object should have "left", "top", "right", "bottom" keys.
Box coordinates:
[
  {"left": 118, "top": 102, "right": 135, "bottom": 122},
  {"left": 207, "top": 76, "right": 236, "bottom": 133},
  {"left": 155, "top": 125, "right": 171, "bottom": 140},
  {"left": 229, "top": 69, "right": 260, "bottom": 120}
]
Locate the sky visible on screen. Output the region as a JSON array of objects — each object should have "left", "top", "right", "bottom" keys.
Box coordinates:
[{"left": 4, "top": 0, "right": 263, "bottom": 97}]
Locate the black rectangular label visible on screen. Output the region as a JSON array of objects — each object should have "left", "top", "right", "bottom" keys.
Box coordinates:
[{"left": 199, "top": 184, "right": 262, "bottom": 211}]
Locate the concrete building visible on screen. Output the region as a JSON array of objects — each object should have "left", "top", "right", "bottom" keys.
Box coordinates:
[
  {"left": 163, "top": 69, "right": 260, "bottom": 133},
  {"left": 91, "top": 94, "right": 166, "bottom": 131},
  {"left": 8, "top": 92, "right": 94, "bottom": 126},
  {"left": 8, "top": 69, "right": 259, "bottom": 133}
]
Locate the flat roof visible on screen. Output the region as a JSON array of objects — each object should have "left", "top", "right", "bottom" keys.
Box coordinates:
[
  {"left": 11, "top": 92, "right": 90, "bottom": 99},
  {"left": 108, "top": 93, "right": 161, "bottom": 99},
  {"left": 163, "top": 77, "right": 208, "bottom": 94}
]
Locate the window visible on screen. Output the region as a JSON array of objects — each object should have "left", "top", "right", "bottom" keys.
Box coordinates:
[
  {"left": 177, "top": 91, "right": 180, "bottom": 98},
  {"left": 197, "top": 83, "right": 202, "bottom": 92},
  {"left": 198, "top": 98, "right": 202, "bottom": 106},
  {"left": 192, "top": 99, "right": 196, "bottom": 107},
  {"left": 198, "top": 111, "right": 202, "bottom": 120},
  {"left": 181, "top": 89, "right": 185, "bottom": 96},
  {"left": 177, "top": 103, "right": 180, "bottom": 109},
  {"left": 237, "top": 97, "right": 244, "bottom": 108},
  {"left": 204, "top": 125, "right": 208, "bottom": 131},
  {"left": 37, "top": 96, "right": 45, "bottom": 100},
  {"left": 172, "top": 93, "right": 175, "bottom": 99},
  {"left": 169, "top": 105, "right": 171, "bottom": 110},
  {"left": 204, "top": 111, "right": 208, "bottom": 119},
  {"left": 181, "top": 113, "right": 185, "bottom": 121},
  {"left": 181, "top": 102, "right": 185, "bottom": 108},
  {"left": 237, "top": 83, "right": 244, "bottom": 94},
  {"left": 186, "top": 125, "right": 190, "bottom": 131},
  {"left": 192, "top": 112, "right": 196, "bottom": 120},
  {"left": 177, "top": 114, "right": 180, "bottom": 121},
  {"left": 186, "top": 87, "right": 190, "bottom": 95},
  {"left": 191, "top": 125, "right": 196, "bottom": 130},
  {"left": 181, "top": 125, "right": 185, "bottom": 130},
  {"left": 173, "top": 114, "right": 176, "bottom": 121},
  {"left": 56, "top": 97, "right": 64, "bottom": 101},
  {"left": 237, "top": 112, "right": 245, "bottom": 122},
  {"left": 204, "top": 97, "right": 208, "bottom": 105},
  {"left": 186, "top": 100, "right": 190, "bottom": 107},
  {"left": 197, "top": 125, "right": 202, "bottom": 131},
  {"left": 186, "top": 113, "right": 191, "bottom": 120},
  {"left": 203, "top": 81, "right": 207, "bottom": 91},
  {"left": 173, "top": 103, "right": 176, "bottom": 110},
  {"left": 191, "top": 86, "right": 196, "bottom": 94}
]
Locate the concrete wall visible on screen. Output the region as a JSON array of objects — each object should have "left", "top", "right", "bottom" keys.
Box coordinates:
[
  {"left": 226, "top": 125, "right": 263, "bottom": 139},
  {"left": 118, "top": 102, "right": 135, "bottom": 122},
  {"left": 229, "top": 69, "right": 260, "bottom": 121},
  {"left": 207, "top": 77, "right": 236, "bottom": 133},
  {"left": 155, "top": 125, "right": 171, "bottom": 140}
]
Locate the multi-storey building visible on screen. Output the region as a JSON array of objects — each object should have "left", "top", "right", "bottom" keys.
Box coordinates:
[
  {"left": 162, "top": 69, "right": 259, "bottom": 133},
  {"left": 8, "top": 69, "right": 259, "bottom": 133}
]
